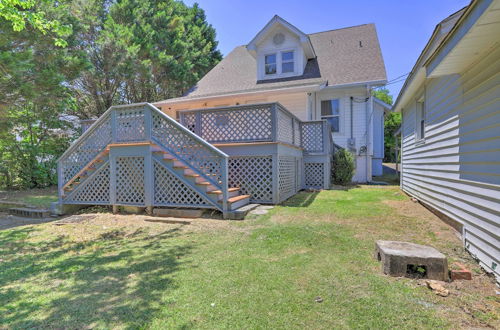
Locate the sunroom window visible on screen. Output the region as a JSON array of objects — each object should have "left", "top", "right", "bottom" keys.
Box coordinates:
[
  {"left": 281, "top": 51, "right": 294, "bottom": 73},
  {"left": 321, "top": 99, "right": 340, "bottom": 132},
  {"left": 265, "top": 54, "right": 277, "bottom": 75}
]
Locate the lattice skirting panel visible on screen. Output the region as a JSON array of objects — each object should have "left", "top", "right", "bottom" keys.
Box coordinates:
[
  {"left": 278, "top": 156, "right": 297, "bottom": 203},
  {"left": 153, "top": 159, "right": 212, "bottom": 207},
  {"left": 228, "top": 156, "right": 273, "bottom": 203},
  {"left": 305, "top": 162, "right": 325, "bottom": 189},
  {"left": 116, "top": 156, "right": 145, "bottom": 205},
  {"left": 64, "top": 161, "right": 111, "bottom": 204}
]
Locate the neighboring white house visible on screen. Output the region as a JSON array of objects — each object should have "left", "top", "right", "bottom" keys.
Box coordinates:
[
  {"left": 154, "top": 15, "right": 389, "bottom": 182},
  {"left": 393, "top": 0, "right": 500, "bottom": 280}
]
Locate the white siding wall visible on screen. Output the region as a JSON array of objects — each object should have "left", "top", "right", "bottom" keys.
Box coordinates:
[
  {"left": 401, "top": 45, "right": 500, "bottom": 278},
  {"left": 164, "top": 86, "right": 375, "bottom": 183},
  {"left": 164, "top": 91, "right": 308, "bottom": 121},
  {"left": 315, "top": 88, "right": 372, "bottom": 182}
]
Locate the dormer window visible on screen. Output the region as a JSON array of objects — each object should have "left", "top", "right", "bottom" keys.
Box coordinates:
[
  {"left": 264, "top": 51, "right": 295, "bottom": 76},
  {"left": 265, "top": 54, "right": 277, "bottom": 75},
  {"left": 282, "top": 51, "right": 294, "bottom": 73}
]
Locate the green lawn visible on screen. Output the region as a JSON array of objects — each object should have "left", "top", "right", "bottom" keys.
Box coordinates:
[{"left": 0, "top": 187, "right": 497, "bottom": 329}]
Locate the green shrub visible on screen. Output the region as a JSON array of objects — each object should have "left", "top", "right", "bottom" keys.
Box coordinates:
[{"left": 331, "top": 149, "right": 355, "bottom": 185}]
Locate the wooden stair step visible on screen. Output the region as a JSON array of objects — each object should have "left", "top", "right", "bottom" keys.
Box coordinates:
[
  {"left": 208, "top": 187, "right": 240, "bottom": 194},
  {"left": 220, "top": 195, "right": 250, "bottom": 204},
  {"left": 185, "top": 174, "right": 200, "bottom": 178},
  {"left": 196, "top": 182, "right": 211, "bottom": 186},
  {"left": 174, "top": 166, "right": 188, "bottom": 169}
]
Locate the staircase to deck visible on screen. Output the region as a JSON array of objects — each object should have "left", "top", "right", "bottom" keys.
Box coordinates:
[
  {"left": 57, "top": 103, "right": 250, "bottom": 217},
  {"left": 58, "top": 102, "right": 333, "bottom": 217}
]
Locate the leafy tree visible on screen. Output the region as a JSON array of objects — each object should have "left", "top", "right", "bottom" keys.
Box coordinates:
[
  {"left": 73, "top": 0, "right": 222, "bottom": 118},
  {"left": 0, "top": 0, "right": 72, "bottom": 46},
  {"left": 372, "top": 88, "right": 401, "bottom": 162},
  {"left": 0, "top": 0, "right": 221, "bottom": 188},
  {"left": 384, "top": 111, "right": 401, "bottom": 162},
  {"left": 0, "top": 3, "right": 86, "bottom": 188},
  {"left": 373, "top": 87, "right": 393, "bottom": 105}
]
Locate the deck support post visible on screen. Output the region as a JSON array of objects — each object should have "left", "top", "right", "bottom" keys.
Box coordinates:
[
  {"left": 271, "top": 104, "right": 278, "bottom": 142},
  {"left": 144, "top": 145, "right": 154, "bottom": 214},
  {"left": 221, "top": 156, "right": 229, "bottom": 214},
  {"left": 112, "top": 205, "right": 119, "bottom": 214},
  {"left": 272, "top": 153, "right": 279, "bottom": 203}
]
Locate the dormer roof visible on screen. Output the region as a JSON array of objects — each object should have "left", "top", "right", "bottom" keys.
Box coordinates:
[
  {"left": 246, "top": 15, "right": 316, "bottom": 59},
  {"left": 155, "top": 22, "right": 387, "bottom": 105}
]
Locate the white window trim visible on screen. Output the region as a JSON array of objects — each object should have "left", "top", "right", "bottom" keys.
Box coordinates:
[
  {"left": 415, "top": 94, "right": 426, "bottom": 143},
  {"left": 320, "top": 98, "right": 342, "bottom": 134},
  {"left": 262, "top": 48, "right": 297, "bottom": 78},
  {"left": 264, "top": 53, "right": 277, "bottom": 76},
  {"left": 281, "top": 51, "right": 294, "bottom": 74}
]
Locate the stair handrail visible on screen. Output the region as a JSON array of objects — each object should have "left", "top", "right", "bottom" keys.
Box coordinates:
[
  {"left": 145, "top": 103, "right": 230, "bottom": 212},
  {"left": 57, "top": 106, "right": 117, "bottom": 164}
]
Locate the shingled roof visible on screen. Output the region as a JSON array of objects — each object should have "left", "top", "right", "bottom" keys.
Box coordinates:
[{"left": 158, "top": 23, "right": 387, "bottom": 103}]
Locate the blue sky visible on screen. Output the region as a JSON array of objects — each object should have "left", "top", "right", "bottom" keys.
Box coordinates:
[{"left": 184, "top": 0, "right": 470, "bottom": 100}]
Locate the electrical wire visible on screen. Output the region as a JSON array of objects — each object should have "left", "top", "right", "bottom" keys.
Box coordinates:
[{"left": 372, "top": 72, "right": 410, "bottom": 89}]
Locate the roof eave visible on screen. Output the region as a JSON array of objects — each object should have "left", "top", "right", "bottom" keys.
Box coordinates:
[
  {"left": 154, "top": 82, "right": 326, "bottom": 106},
  {"left": 246, "top": 15, "right": 316, "bottom": 59},
  {"left": 393, "top": 2, "right": 475, "bottom": 112}
]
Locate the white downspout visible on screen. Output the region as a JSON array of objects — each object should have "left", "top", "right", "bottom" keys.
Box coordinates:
[{"left": 365, "top": 84, "right": 371, "bottom": 183}]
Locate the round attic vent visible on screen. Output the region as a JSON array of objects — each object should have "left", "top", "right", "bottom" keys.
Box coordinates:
[{"left": 273, "top": 33, "right": 285, "bottom": 46}]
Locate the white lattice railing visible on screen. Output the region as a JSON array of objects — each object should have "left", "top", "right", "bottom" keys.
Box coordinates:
[
  {"left": 58, "top": 103, "right": 230, "bottom": 211},
  {"left": 180, "top": 102, "right": 305, "bottom": 148},
  {"left": 300, "top": 120, "right": 332, "bottom": 154},
  {"left": 150, "top": 107, "right": 229, "bottom": 198}
]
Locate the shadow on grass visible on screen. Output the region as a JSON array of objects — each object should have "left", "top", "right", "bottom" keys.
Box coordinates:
[
  {"left": 0, "top": 225, "right": 194, "bottom": 328},
  {"left": 0, "top": 214, "right": 59, "bottom": 230},
  {"left": 281, "top": 191, "right": 320, "bottom": 207}
]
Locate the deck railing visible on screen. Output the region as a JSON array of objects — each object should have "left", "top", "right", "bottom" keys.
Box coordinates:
[
  {"left": 179, "top": 102, "right": 330, "bottom": 153},
  {"left": 58, "top": 103, "right": 229, "bottom": 211},
  {"left": 300, "top": 120, "right": 332, "bottom": 154}
]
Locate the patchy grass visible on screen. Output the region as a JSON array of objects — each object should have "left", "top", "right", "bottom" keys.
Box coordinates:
[
  {"left": 0, "top": 186, "right": 498, "bottom": 329},
  {"left": 0, "top": 186, "right": 57, "bottom": 208}
]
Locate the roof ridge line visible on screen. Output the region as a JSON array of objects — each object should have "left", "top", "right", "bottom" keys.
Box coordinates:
[{"left": 307, "top": 23, "right": 373, "bottom": 36}]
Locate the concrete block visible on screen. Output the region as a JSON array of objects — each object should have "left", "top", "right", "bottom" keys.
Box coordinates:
[
  {"left": 121, "top": 206, "right": 145, "bottom": 214},
  {"left": 9, "top": 207, "right": 50, "bottom": 218},
  {"left": 153, "top": 208, "right": 204, "bottom": 218},
  {"left": 375, "top": 240, "right": 448, "bottom": 281},
  {"left": 223, "top": 204, "right": 259, "bottom": 220}
]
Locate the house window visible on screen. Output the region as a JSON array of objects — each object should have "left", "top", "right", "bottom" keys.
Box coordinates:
[
  {"left": 416, "top": 98, "right": 425, "bottom": 140},
  {"left": 265, "top": 54, "right": 277, "bottom": 75},
  {"left": 281, "top": 51, "right": 294, "bottom": 73},
  {"left": 321, "top": 99, "right": 340, "bottom": 132}
]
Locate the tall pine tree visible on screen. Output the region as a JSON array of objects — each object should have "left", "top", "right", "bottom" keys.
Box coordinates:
[{"left": 73, "top": 0, "right": 222, "bottom": 118}]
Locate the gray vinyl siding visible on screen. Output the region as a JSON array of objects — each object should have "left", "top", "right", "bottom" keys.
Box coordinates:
[{"left": 401, "top": 44, "right": 500, "bottom": 278}]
